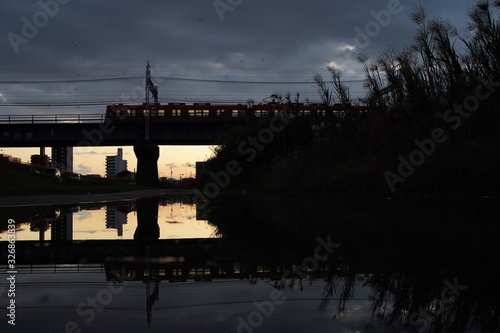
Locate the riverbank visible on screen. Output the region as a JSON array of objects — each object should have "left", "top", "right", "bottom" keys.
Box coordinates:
[{"left": 0, "top": 188, "right": 195, "bottom": 208}]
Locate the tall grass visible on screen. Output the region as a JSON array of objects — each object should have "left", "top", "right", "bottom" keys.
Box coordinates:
[{"left": 205, "top": 1, "right": 500, "bottom": 194}]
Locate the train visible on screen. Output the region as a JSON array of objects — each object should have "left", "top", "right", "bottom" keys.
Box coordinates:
[{"left": 105, "top": 103, "right": 372, "bottom": 121}]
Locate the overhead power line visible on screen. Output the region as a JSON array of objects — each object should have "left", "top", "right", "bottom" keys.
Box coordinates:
[
  {"left": 0, "top": 76, "right": 142, "bottom": 84},
  {"left": 0, "top": 76, "right": 366, "bottom": 85}
]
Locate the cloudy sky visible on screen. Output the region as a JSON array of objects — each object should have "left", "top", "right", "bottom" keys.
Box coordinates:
[{"left": 0, "top": 0, "right": 478, "bottom": 176}]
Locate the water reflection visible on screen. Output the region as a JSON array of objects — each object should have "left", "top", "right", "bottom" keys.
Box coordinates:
[
  {"left": 134, "top": 197, "right": 160, "bottom": 243},
  {"left": 0, "top": 197, "right": 216, "bottom": 241},
  {"left": 1, "top": 195, "right": 499, "bottom": 332},
  {"left": 204, "top": 195, "right": 500, "bottom": 332}
]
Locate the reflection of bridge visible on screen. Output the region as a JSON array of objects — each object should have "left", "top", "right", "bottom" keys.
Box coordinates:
[
  {"left": 5, "top": 238, "right": 342, "bottom": 328},
  {"left": 6, "top": 238, "right": 341, "bottom": 285}
]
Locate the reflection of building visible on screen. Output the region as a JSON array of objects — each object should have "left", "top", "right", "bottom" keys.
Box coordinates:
[
  {"left": 106, "top": 148, "right": 128, "bottom": 178},
  {"left": 105, "top": 206, "right": 129, "bottom": 236},
  {"left": 30, "top": 221, "right": 50, "bottom": 241},
  {"left": 51, "top": 214, "right": 73, "bottom": 241},
  {"left": 31, "top": 154, "right": 50, "bottom": 167},
  {"left": 52, "top": 146, "right": 73, "bottom": 172}
]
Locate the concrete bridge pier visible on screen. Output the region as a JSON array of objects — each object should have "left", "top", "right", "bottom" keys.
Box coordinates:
[{"left": 134, "top": 140, "right": 159, "bottom": 187}]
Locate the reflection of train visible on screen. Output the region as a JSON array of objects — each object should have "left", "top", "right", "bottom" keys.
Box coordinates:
[{"left": 105, "top": 103, "right": 372, "bottom": 121}]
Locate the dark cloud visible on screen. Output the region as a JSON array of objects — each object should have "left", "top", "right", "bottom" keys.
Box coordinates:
[{"left": 0, "top": 0, "right": 478, "bottom": 114}]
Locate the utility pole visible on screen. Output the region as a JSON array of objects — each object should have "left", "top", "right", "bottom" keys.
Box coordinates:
[
  {"left": 135, "top": 62, "right": 160, "bottom": 187},
  {"left": 144, "top": 61, "right": 159, "bottom": 140},
  {"left": 145, "top": 62, "right": 151, "bottom": 140}
]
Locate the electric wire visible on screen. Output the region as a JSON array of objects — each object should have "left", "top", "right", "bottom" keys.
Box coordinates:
[{"left": 0, "top": 65, "right": 371, "bottom": 109}]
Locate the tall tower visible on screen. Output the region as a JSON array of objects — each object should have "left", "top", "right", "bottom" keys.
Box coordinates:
[
  {"left": 52, "top": 147, "right": 73, "bottom": 172},
  {"left": 106, "top": 148, "right": 128, "bottom": 178}
]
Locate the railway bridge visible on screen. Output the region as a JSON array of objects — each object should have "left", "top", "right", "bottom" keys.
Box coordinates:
[{"left": 0, "top": 114, "right": 234, "bottom": 185}]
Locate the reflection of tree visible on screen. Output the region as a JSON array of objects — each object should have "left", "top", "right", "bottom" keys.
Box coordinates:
[
  {"left": 204, "top": 194, "right": 500, "bottom": 332},
  {"left": 315, "top": 267, "right": 500, "bottom": 332},
  {"left": 365, "top": 271, "right": 499, "bottom": 333},
  {"left": 319, "top": 271, "right": 356, "bottom": 317}
]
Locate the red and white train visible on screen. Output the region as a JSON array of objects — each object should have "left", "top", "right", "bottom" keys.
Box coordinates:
[{"left": 105, "top": 103, "right": 371, "bottom": 121}]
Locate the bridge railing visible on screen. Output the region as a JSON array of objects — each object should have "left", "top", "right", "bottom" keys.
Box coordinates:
[
  {"left": 6, "top": 263, "right": 106, "bottom": 274},
  {"left": 0, "top": 114, "right": 106, "bottom": 124}
]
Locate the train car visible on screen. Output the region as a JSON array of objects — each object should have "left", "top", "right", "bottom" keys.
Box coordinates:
[
  {"left": 105, "top": 103, "right": 250, "bottom": 121},
  {"left": 105, "top": 103, "right": 372, "bottom": 121}
]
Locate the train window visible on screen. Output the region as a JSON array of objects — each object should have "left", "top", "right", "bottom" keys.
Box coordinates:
[
  {"left": 188, "top": 110, "right": 195, "bottom": 117},
  {"left": 151, "top": 109, "right": 158, "bottom": 117},
  {"left": 144, "top": 110, "right": 149, "bottom": 116},
  {"left": 262, "top": 110, "right": 268, "bottom": 117},
  {"left": 239, "top": 110, "right": 246, "bottom": 117},
  {"left": 255, "top": 110, "right": 268, "bottom": 117},
  {"left": 128, "top": 109, "right": 136, "bottom": 117},
  {"left": 158, "top": 110, "right": 165, "bottom": 117},
  {"left": 217, "top": 109, "right": 226, "bottom": 116},
  {"left": 304, "top": 110, "right": 310, "bottom": 116},
  {"left": 232, "top": 110, "right": 239, "bottom": 117},
  {"left": 275, "top": 110, "right": 283, "bottom": 117},
  {"left": 196, "top": 109, "right": 203, "bottom": 117},
  {"left": 203, "top": 109, "right": 210, "bottom": 117}
]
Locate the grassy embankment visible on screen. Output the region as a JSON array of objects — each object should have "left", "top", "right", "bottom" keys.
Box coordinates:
[{"left": 0, "top": 160, "right": 147, "bottom": 196}]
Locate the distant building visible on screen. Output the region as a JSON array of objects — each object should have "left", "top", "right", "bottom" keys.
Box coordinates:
[
  {"left": 106, "top": 148, "right": 128, "bottom": 178},
  {"left": 31, "top": 154, "right": 50, "bottom": 167},
  {"left": 0, "top": 154, "right": 21, "bottom": 163},
  {"left": 52, "top": 146, "right": 73, "bottom": 172},
  {"left": 196, "top": 161, "right": 208, "bottom": 182},
  {"left": 117, "top": 170, "right": 135, "bottom": 179}
]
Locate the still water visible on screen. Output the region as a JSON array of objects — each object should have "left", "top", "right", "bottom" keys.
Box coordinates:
[
  {"left": 3, "top": 199, "right": 216, "bottom": 241},
  {"left": 1, "top": 194, "right": 499, "bottom": 332}
]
